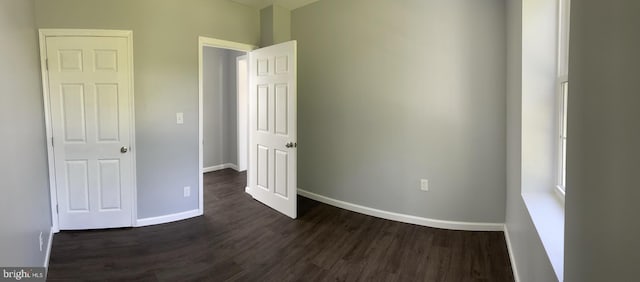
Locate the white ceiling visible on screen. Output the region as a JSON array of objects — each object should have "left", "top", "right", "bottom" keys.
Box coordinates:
[{"left": 231, "top": 0, "right": 320, "bottom": 10}]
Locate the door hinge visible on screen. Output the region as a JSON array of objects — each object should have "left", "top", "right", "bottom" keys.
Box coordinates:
[
  {"left": 45, "top": 59, "right": 49, "bottom": 71},
  {"left": 51, "top": 137, "right": 54, "bottom": 147},
  {"left": 56, "top": 204, "right": 59, "bottom": 214}
]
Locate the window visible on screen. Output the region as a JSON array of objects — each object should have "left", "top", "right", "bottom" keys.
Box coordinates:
[
  {"left": 557, "top": 81, "right": 568, "bottom": 192},
  {"left": 556, "top": 0, "right": 570, "bottom": 197}
]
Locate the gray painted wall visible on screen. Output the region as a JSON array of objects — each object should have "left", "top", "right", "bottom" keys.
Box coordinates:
[
  {"left": 291, "top": 0, "right": 506, "bottom": 223},
  {"left": 565, "top": 0, "right": 640, "bottom": 281},
  {"left": 260, "top": 5, "right": 291, "bottom": 47},
  {"left": 260, "top": 6, "right": 274, "bottom": 47},
  {"left": 203, "top": 47, "right": 244, "bottom": 168},
  {"left": 504, "top": 0, "right": 559, "bottom": 281},
  {"left": 204, "top": 47, "right": 227, "bottom": 168},
  {"left": 0, "top": 0, "right": 53, "bottom": 267},
  {"left": 34, "top": 0, "right": 259, "bottom": 218},
  {"left": 272, "top": 5, "right": 291, "bottom": 45},
  {"left": 225, "top": 50, "right": 244, "bottom": 165}
]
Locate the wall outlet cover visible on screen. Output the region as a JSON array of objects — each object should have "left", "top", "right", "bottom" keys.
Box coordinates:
[{"left": 420, "top": 179, "right": 429, "bottom": 191}]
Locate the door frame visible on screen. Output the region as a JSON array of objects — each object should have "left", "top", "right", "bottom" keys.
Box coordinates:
[
  {"left": 198, "top": 37, "right": 255, "bottom": 215},
  {"left": 39, "top": 29, "right": 137, "bottom": 233},
  {"left": 236, "top": 55, "right": 249, "bottom": 172}
]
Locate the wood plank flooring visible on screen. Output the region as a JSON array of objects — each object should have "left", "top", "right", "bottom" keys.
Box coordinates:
[{"left": 47, "top": 169, "right": 514, "bottom": 281}]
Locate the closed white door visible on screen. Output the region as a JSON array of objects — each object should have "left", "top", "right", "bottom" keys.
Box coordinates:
[
  {"left": 248, "top": 41, "right": 297, "bottom": 219},
  {"left": 46, "top": 35, "right": 134, "bottom": 229}
]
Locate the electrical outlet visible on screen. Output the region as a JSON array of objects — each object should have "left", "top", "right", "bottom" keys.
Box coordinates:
[
  {"left": 420, "top": 179, "right": 429, "bottom": 191},
  {"left": 183, "top": 186, "right": 191, "bottom": 197},
  {"left": 39, "top": 232, "right": 43, "bottom": 252}
]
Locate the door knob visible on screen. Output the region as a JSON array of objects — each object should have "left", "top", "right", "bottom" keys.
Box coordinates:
[
  {"left": 120, "top": 146, "right": 129, "bottom": 153},
  {"left": 285, "top": 142, "right": 297, "bottom": 148}
]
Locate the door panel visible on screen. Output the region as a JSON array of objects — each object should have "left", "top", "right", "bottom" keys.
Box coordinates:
[
  {"left": 257, "top": 145, "right": 269, "bottom": 190},
  {"left": 248, "top": 41, "right": 297, "bottom": 219},
  {"left": 66, "top": 160, "right": 89, "bottom": 211},
  {"left": 274, "top": 149, "right": 288, "bottom": 198},
  {"left": 98, "top": 159, "right": 122, "bottom": 210},
  {"left": 274, "top": 84, "right": 288, "bottom": 135},
  {"left": 47, "top": 35, "right": 133, "bottom": 230},
  {"left": 61, "top": 84, "right": 87, "bottom": 142},
  {"left": 257, "top": 85, "right": 269, "bottom": 132},
  {"left": 96, "top": 84, "right": 120, "bottom": 141}
]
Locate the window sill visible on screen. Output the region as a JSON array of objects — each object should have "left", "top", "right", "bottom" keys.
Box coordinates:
[{"left": 522, "top": 191, "right": 565, "bottom": 281}]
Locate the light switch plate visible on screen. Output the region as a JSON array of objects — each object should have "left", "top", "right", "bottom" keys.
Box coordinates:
[{"left": 176, "top": 112, "right": 184, "bottom": 124}]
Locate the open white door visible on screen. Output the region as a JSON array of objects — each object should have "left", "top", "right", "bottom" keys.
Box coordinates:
[
  {"left": 44, "top": 33, "right": 135, "bottom": 230},
  {"left": 248, "top": 41, "right": 297, "bottom": 219}
]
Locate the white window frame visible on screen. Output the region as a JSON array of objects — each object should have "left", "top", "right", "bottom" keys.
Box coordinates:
[
  {"left": 555, "top": 0, "right": 571, "bottom": 201},
  {"left": 555, "top": 80, "right": 568, "bottom": 199}
]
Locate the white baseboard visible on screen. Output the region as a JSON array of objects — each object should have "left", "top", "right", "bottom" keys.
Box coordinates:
[
  {"left": 44, "top": 226, "right": 54, "bottom": 268},
  {"left": 297, "top": 189, "right": 504, "bottom": 231},
  {"left": 203, "top": 163, "right": 239, "bottom": 173},
  {"left": 135, "top": 209, "right": 202, "bottom": 227},
  {"left": 503, "top": 225, "right": 521, "bottom": 282}
]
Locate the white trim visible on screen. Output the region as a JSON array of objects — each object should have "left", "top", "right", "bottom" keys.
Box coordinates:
[
  {"left": 503, "top": 225, "right": 521, "bottom": 282},
  {"left": 297, "top": 189, "right": 504, "bottom": 231},
  {"left": 556, "top": 0, "right": 571, "bottom": 77},
  {"left": 199, "top": 37, "right": 257, "bottom": 52},
  {"left": 198, "top": 36, "right": 256, "bottom": 217},
  {"left": 38, "top": 31, "right": 59, "bottom": 233},
  {"left": 521, "top": 192, "right": 565, "bottom": 280},
  {"left": 135, "top": 209, "right": 201, "bottom": 227},
  {"left": 555, "top": 77, "right": 568, "bottom": 199},
  {"left": 555, "top": 0, "right": 570, "bottom": 207},
  {"left": 39, "top": 29, "right": 137, "bottom": 231},
  {"left": 38, "top": 29, "right": 132, "bottom": 37},
  {"left": 128, "top": 31, "right": 138, "bottom": 228},
  {"left": 203, "top": 163, "right": 240, "bottom": 173},
  {"left": 44, "top": 226, "right": 54, "bottom": 268},
  {"left": 236, "top": 55, "right": 249, "bottom": 172},
  {"left": 245, "top": 186, "right": 254, "bottom": 196}
]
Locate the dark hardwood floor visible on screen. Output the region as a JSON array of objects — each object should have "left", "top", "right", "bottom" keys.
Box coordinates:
[{"left": 47, "top": 169, "right": 514, "bottom": 281}]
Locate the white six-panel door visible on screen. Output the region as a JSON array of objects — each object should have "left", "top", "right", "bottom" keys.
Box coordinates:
[
  {"left": 46, "top": 35, "right": 134, "bottom": 229},
  {"left": 248, "top": 41, "right": 297, "bottom": 219}
]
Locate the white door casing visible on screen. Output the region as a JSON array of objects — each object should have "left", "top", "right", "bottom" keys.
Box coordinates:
[
  {"left": 237, "top": 55, "right": 248, "bottom": 172},
  {"left": 248, "top": 41, "right": 297, "bottom": 219},
  {"left": 44, "top": 33, "right": 135, "bottom": 230}
]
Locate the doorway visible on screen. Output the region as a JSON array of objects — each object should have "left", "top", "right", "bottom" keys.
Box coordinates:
[
  {"left": 202, "top": 48, "right": 246, "bottom": 173},
  {"left": 197, "top": 37, "right": 254, "bottom": 214},
  {"left": 198, "top": 38, "right": 299, "bottom": 219}
]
